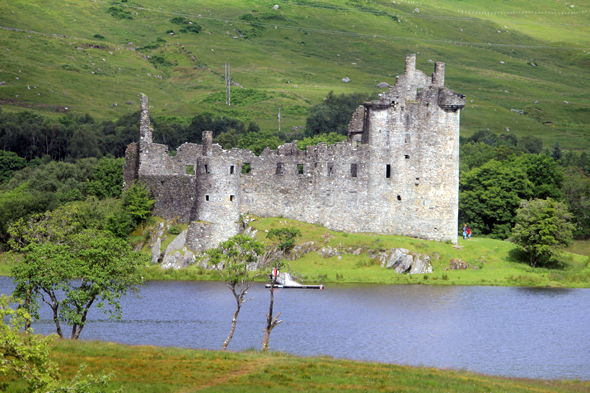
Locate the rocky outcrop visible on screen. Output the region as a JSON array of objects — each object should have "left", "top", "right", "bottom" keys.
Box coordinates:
[
  {"left": 161, "top": 250, "right": 196, "bottom": 270},
  {"left": 151, "top": 238, "right": 161, "bottom": 264},
  {"left": 287, "top": 241, "right": 319, "bottom": 260},
  {"left": 165, "top": 230, "right": 187, "bottom": 255},
  {"left": 369, "top": 248, "right": 433, "bottom": 274},
  {"left": 449, "top": 258, "right": 470, "bottom": 270}
]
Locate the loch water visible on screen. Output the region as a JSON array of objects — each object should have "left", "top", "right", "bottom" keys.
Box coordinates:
[{"left": 1, "top": 277, "right": 588, "bottom": 380}]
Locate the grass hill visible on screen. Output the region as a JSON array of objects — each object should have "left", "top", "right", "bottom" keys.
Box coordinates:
[{"left": 1, "top": 0, "right": 590, "bottom": 149}]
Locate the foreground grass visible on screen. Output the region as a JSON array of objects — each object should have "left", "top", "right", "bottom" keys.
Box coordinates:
[{"left": 2, "top": 339, "right": 589, "bottom": 392}]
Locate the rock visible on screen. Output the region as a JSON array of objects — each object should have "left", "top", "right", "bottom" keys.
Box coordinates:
[
  {"left": 126, "top": 101, "right": 133, "bottom": 105},
  {"left": 383, "top": 248, "right": 409, "bottom": 269},
  {"left": 452, "top": 245, "right": 464, "bottom": 250},
  {"left": 449, "top": 258, "right": 470, "bottom": 270},
  {"left": 288, "top": 241, "right": 318, "bottom": 260},
  {"left": 317, "top": 246, "right": 340, "bottom": 258},
  {"left": 273, "top": 4, "right": 279, "bottom": 9},
  {"left": 342, "top": 77, "right": 350, "bottom": 83},
  {"left": 409, "top": 254, "right": 433, "bottom": 274},
  {"left": 0, "top": 82, "right": 5, "bottom": 85},
  {"left": 351, "top": 247, "right": 363, "bottom": 256},
  {"left": 376, "top": 82, "right": 390, "bottom": 88},
  {"left": 161, "top": 251, "right": 183, "bottom": 269},
  {"left": 164, "top": 230, "right": 187, "bottom": 255},
  {"left": 394, "top": 254, "right": 414, "bottom": 274},
  {"left": 243, "top": 226, "right": 258, "bottom": 239},
  {"left": 151, "top": 238, "right": 161, "bottom": 264},
  {"left": 184, "top": 251, "right": 195, "bottom": 266}
]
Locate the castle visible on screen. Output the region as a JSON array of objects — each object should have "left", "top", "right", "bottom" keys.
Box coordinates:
[{"left": 123, "top": 54, "right": 466, "bottom": 251}]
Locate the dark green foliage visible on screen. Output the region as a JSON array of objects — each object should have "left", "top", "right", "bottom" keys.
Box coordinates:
[
  {"left": 517, "top": 135, "right": 543, "bottom": 154},
  {"left": 168, "top": 225, "right": 182, "bottom": 235},
  {"left": 467, "top": 130, "right": 500, "bottom": 146},
  {"left": 562, "top": 168, "right": 590, "bottom": 238},
  {"left": 238, "top": 131, "right": 282, "bottom": 155},
  {"left": 552, "top": 141, "right": 562, "bottom": 161},
  {"left": 93, "top": 34, "right": 105, "bottom": 39},
  {"left": 86, "top": 157, "right": 124, "bottom": 199},
  {"left": 106, "top": 6, "right": 132, "bottom": 20},
  {"left": 123, "top": 181, "right": 155, "bottom": 225},
  {"left": 0, "top": 151, "right": 27, "bottom": 184},
  {"left": 510, "top": 198, "right": 574, "bottom": 268},
  {"left": 170, "top": 17, "right": 188, "bottom": 25},
  {"left": 460, "top": 159, "right": 534, "bottom": 239},
  {"left": 149, "top": 55, "right": 173, "bottom": 67},
  {"left": 515, "top": 154, "right": 564, "bottom": 200},
  {"left": 166, "top": 30, "right": 175, "bottom": 34},
  {"left": 260, "top": 12, "right": 287, "bottom": 21},
  {"left": 305, "top": 91, "right": 377, "bottom": 136},
  {"left": 214, "top": 129, "right": 241, "bottom": 150},
  {"left": 185, "top": 25, "right": 202, "bottom": 33},
  {"left": 267, "top": 228, "right": 302, "bottom": 253}
]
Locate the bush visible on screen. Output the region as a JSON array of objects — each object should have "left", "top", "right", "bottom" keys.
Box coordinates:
[
  {"left": 186, "top": 24, "right": 202, "bottom": 33},
  {"left": 93, "top": 34, "right": 105, "bottom": 39},
  {"left": 168, "top": 225, "right": 182, "bottom": 235},
  {"left": 170, "top": 17, "right": 188, "bottom": 25},
  {"left": 123, "top": 181, "right": 155, "bottom": 225},
  {"left": 106, "top": 6, "right": 132, "bottom": 20}
]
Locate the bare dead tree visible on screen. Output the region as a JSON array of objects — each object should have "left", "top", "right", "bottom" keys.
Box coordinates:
[
  {"left": 261, "top": 228, "right": 301, "bottom": 351},
  {"left": 207, "top": 234, "right": 264, "bottom": 351}
]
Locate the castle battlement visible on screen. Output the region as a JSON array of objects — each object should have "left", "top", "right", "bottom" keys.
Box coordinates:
[{"left": 124, "top": 55, "right": 465, "bottom": 251}]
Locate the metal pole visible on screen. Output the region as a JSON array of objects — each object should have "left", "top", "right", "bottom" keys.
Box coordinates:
[
  {"left": 225, "top": 63, "right": 228, "bottom": 105},
  {"left": 228, "top": 63, "right": 231, "bottom": 106},
  {"left": 278, "top": 105, "right": 281, "bottom": 132}
]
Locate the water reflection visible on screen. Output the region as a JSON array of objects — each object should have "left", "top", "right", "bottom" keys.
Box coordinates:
[{"left": 0, "top": 277, "right": 588, "bottom": 380}]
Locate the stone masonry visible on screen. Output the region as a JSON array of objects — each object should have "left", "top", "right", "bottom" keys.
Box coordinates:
[{"left": 124, "top": 54, "right": 466, "bottom": 251}]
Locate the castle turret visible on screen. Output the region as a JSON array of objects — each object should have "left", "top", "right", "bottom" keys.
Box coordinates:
[
  {"left": 432, "top": 62, "right": 445, "bottom": 87},
  {"left": 405, "top": 53, "right": 416, "bottom": 74},
  {"left": 139, "top": 93, "right": 152, "bottom": 144},
  {"left": 202, "top": 131, "right": 212, "bottom": 156}
]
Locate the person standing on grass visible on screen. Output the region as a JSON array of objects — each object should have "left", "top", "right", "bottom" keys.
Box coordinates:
[
  {"left": 462, "top": 224, "right": 467, "bottom": 240},
  {"left": 467, "top": 227, "right": 472, "bottom": 240}
]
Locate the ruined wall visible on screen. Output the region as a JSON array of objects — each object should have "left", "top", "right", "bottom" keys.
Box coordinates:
[{"left": 123, "top": 55, "right": 465, "bottom": 250}]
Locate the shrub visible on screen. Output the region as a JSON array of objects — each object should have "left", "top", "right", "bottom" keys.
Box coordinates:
[
  {"left": 186, "top": 24, "right": 202, "bottom": 33},
  {"left": 168, "top": 225, "right": 182, "bottom": 235},
  {"left": 93, "top": 34, "right": 105, "bottom": 39},
  {"left": 106, "top": 6, "right": 132, "bottom": 20},
  {"left": 170, "top": 17, "right": 188, "bottom": 25}
]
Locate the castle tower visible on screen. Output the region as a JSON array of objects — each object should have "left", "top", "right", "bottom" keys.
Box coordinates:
[{"left": 363, "top": 54, "right": 465, "bottom": 243}]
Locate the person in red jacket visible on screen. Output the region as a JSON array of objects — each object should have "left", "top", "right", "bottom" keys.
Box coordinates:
[{"left": 467, "top": 227, "right": 472, "bottom": 240}]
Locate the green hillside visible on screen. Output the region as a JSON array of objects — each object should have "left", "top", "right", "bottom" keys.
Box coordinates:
[{"left": 0, "top": 0, "right": 589, "bottom": 148}]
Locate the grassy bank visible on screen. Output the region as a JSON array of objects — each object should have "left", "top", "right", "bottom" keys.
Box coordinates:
[
  {"left": 2, "top": 217, "right": 588, "bottom": 288},
  {"left": 1, "top": 339, "right": 588, "bottom": 392},
  {"left": 137, "top": 217, "right": 590, "bottom": 288}
]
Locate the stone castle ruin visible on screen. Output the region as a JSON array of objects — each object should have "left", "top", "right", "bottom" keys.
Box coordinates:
[{"left": 124, "top": 54, "right": 466, "bottom": 251}]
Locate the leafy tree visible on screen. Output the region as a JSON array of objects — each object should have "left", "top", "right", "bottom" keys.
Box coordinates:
[
  {"left": 238, "top": 130, "right": 283, "bottom": 155},
  {"left": 514, "top": 154, "right": 564, "bottom": 200},
  {"left": 0, "top": 295, "right": 114, "bottom": 392},
  {"left": 305, "top": 91, "right": 377, "bottom": 136},
  {"left": 0, "top": 150, "right": 27, "bottom": 184},
  {"left": 207, "top": 234, "right": 264, "bottom": 351},
  {"left": 467, "top": 130, "right": 499, "bottom": 146},
  {"left": 12, "top": 229, "right": 146, "bottom": 339},
  {"left": 297, "top": 133, "right": 347, "bottom": 150},
  {"left": 214, "top": 129, "right": 241, "bottom": 150},
  {"left": 86, "top": 157, "right": 124, "bottom": 199},
  {"left": 123, "top": 181, "right": 155, "bottom": 225},
  {"left": 459, "top": 159, "right": 534, "bottom": 238},
  {"left": 510, "top": 198, "right": 574, "bottom": 268},
  {"left": 261, "top": 227, "right": 302, "bottom": 351},
  {"left": 552, "top": 141, "right": 562, "bottom": 161},
  {"left": 517, "top": 135, "right": 543, "bottom": 154},
  {"left": 562, "top": 168, "right": 590, "bottom": 238}
]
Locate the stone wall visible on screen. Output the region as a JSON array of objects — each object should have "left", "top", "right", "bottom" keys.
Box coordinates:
[{"left": 123, "top": 54, "right": 465, "bottom": 250}]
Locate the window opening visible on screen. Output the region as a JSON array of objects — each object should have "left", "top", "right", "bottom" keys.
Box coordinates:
[
  {"left": 351, "top": 163, "right": 358, "bottom": 178},
  {"left": 404, "top": 155, "right": 410, "bottom": 159},
  {"left": 202, "top": 164, "right": 209, "bottom": 174},
  {"left": 230, "top": 165, "right": 234, "bottom": 175},
  {"left": 242, "top": 163, "right": 251, "bottom": 174},
  {"left": 328, "top": 163, "right": 334, "bottom": 176},
  {"left": 205, "top": 195, "right": 209, "bottom": 201},
  {"left": 186, "top": 165, "right": 195, "bottom": 175},
  {"left": 298, "top": 164, "right": 304, "bottom": 175},
  {"left": 386, "top": 164, "right": 391, "bottom": 178},
  {"left": 230, "top": 195, "right": 235, "bottom": 202},
  {"left": 397, "top": 195, "right": 402, "bottom": 201},
  {"left": 276, "top": 163, "right": 284, "bottom": 175}
]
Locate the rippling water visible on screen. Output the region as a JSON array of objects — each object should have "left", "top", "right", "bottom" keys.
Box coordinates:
[{"left": 1, "top": 277, "right": 588, "bottom": 380}]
